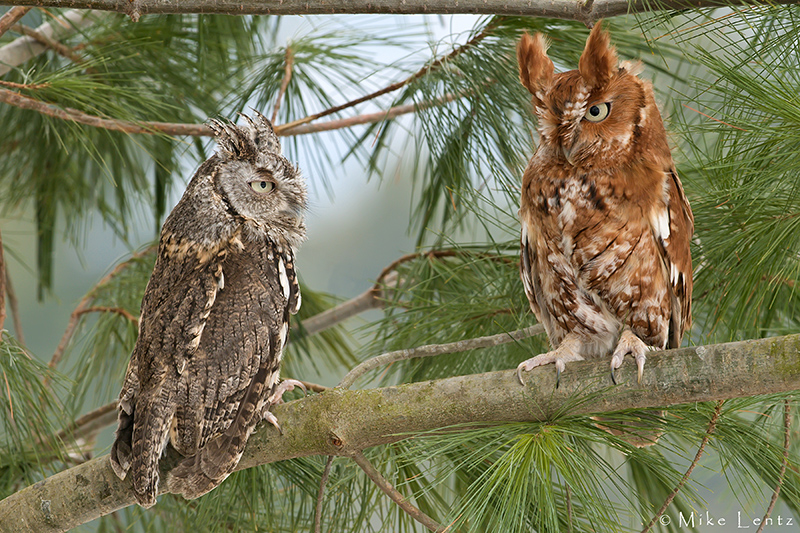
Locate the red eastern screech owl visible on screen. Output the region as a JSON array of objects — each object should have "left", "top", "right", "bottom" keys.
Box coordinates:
[{"left": 515, "top": 23, "right": 693, "bottom": 388}]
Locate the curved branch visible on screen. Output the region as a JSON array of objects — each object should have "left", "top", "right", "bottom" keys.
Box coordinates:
[
  {"left": 337, "top": 324, "right": 545, "bottom": 389},
  {"left": 0, "top": 10, "right": 112, "bottom": 77},
  {"left": 640, "top": 400, "right": 723, "bottom": 533},
  {"left": 0, "top": 0, "right": 797, "bottom": 23},
  {"left": 755, "top": 398, "right": 792, "bottom": 533},
  {"left": 351, "top": 451, "right": 444, "bottom": 532},
  {"left": 2, "top": 334, "right": 800, "bottom": 532}
]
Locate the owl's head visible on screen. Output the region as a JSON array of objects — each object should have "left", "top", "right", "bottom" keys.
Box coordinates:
[
  {"left": 517, "top": 23, "right": 669, "bottom": 169},
  {"left": 209, "top": 113, "right": 307, "bottom": 247}
]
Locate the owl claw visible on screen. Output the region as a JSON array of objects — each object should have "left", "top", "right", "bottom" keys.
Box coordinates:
[
  {"left": 515, "top": 343, "right": 584, "bottom": 387},
  {"left": 263, "top": 411, "right": 283, "bottom": 435},
  {"left": 610, "top": 329, "right": 651, "bottom": 385},
  {"left": 268, "top": 379, "right": 306, "bottom": 405}
]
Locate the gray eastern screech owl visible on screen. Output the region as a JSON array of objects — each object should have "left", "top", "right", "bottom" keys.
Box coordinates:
[
  {"left": 110, "top": 112, "right": 308, "bottom": 507},
  {"left": 515, "top": 23, "right": 694, "bottom": 390}
]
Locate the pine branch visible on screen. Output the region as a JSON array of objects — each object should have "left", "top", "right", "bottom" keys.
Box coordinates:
[
  {"left": 351, "top": 451, "right": 444, "bottom": 532},
  {"left": 0, "top": 6, "right": 30, "bottom": 39},
  {"left": 0, "top": 229, "right": 6, "bottom": 332},
  {"left": 0, "top": 10, "right": 108, "bottom": 77},
  {"left": 3, "top": 263, "right": 24, "bottom": 345},
  {"left": 276, "top": 18, "right": 500, "bottom": 133},
  {"left": 337, "top": 324, "right": 545, "bottom": 389},
  {"left": 0, "top": 0, "right": 796, "bottom": 23},
  {"left": 10, "top": 22, "right": 91, "bottom": 69},
  {"left": 3, "top": 333, "right": 799, "bottom": 532},
  {"left": 270, "top": 46, "right": 293, "bottom": 124},
  {"left": 313, "top": 455, "right": 334, "bottom": 533},
  {"left": 640, "top": 400, "right": 723, "bottom": 533},
  {"left": 755, "top": 398, "right": 792, "bottom": 533},
  {"left": 48, "top": 245, "right": 155, "bottom": 376},
  {"left": 0, "top": 86, "right": 460, "bottom": 137}
]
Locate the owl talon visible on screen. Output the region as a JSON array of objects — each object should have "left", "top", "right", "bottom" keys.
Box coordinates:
[
  {"left": 515, "top": 341, "right": 584, "bottom": 387},
  {"left": 263, "top": 411, "right": 283, "bottom": 435},
  {"left": 610, "top": 329, "right": 651, "bottom": 385},
  {"left": 268, "top": 378, "right": 306, "bottom": 405}
]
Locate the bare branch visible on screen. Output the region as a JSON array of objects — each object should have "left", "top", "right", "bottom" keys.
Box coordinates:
[
  {"left": 0, "top": 85, "right": 461, "bottom": 138},
  {"left": 0, "top": 6, "right": 30, "bottom": 39},
  {"left": 755, "top": 398, "right": 792, "bottom": 533},
  {"left": 271, "top": 46, "right": 293, "bottom": 124},
  {"left": 0, "top": 10, "right": 111, "bottom": 77},
  {"left": 3, "top": 334, "right": 800, "bottom": 531},
  {"left": 48, "top": 245, "right": 155, "bottom": 374},
  {"left": 0, "top": 0, "right": 792, "bottom": 33},
  {"left": 314, "top": 455, "right": 334, "bottom": 533},
  {"left": 3, "top": 264, "right": 24, "bottom": 345},
  {"left": 75, "top": 305, "right": 138, "bottom": 324},
  {"left": 11, "top": 22, "right": 90, "bottom": 68},
  {"left": 337, "top": 324, "right": 545, "bottom": 389},
  {"left": 351, "top": 451, "right": 444, "bottom": 532},
  {"left": 640, "top": 400, "right": 724, "bottom": 533},
  {"left": 0, "top": 88, "right": 212, "bottom": 136},
  {"left": 277, "top": 18, "right": 500, "bottom": 132}
]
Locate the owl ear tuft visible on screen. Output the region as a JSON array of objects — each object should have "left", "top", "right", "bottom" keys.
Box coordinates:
[
  {"left": 579, "top": 21, "right": 618, "bottom": 89},
  {"left": 517, "top": 32, "right": 554, "bottom": 99}
]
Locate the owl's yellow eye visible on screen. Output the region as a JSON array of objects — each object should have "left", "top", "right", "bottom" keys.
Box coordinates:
[
  {"left": 584, "top": 102, "right": 610, "bottom": 122},
  {"left": 249, "top": 180, "right": 275, "bottom": 193}
]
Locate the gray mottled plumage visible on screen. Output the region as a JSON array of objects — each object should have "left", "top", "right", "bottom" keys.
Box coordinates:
[{"left": 110, "top": 113, "right": 307, "bottom": 507}]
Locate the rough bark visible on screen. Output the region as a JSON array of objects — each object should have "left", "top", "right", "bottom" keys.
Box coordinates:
[
  {"left": 1, "top": 333, "right": 799, "bottom": 532},
  {"left": 0, "top": 0, "right": 797, "bottom": 24}
]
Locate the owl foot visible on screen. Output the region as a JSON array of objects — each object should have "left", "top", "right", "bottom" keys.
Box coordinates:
[
  {"left": 267, "top": 378, "right": 307, "bottom": 405},
  {"left": 516, "top": 341, "right": 585, "bottom": 387},
  {"left": 261, "top": 379, "right": 307, "bottom": 435},
  {"left": 609, "top": 329, "right": 651, "bottom": 385}
]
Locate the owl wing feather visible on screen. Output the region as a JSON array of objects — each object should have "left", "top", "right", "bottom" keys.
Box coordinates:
[
  {"left": 110, "top": 240, "right": 225, "bottom": 508},
  {"left": 165, "top": 239, "right": 295, "bottom": 500},
  {"left": 654, "top": 168, "right": 694, "bottom": 348}
]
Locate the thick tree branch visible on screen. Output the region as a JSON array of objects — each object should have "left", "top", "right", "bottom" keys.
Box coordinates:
[
  {"left": 2, "top": 334, "right": 800, "bottom": 532},
  {"left": 0, "top": 0, "right": 796, "bottom": 23}
]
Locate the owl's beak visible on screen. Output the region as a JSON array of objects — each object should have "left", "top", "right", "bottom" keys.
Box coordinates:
[{"left": 561, "top": 144, "right": 577, "bottom": 167}]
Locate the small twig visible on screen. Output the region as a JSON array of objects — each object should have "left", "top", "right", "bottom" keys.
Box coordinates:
[
  {"left": 351, "top": 451, "right": 444, "bottom": 533},
  {"left": 75, "top": 306, "right": 138, "bottom": 324},
  {"left": 755, "top": 398, "right": 792, "bottom": 533},
  {"left": 277, "top": 18, "right": 502, "bottom": 132},
  {"left": 0, "top": 88, "right": 212, "bottom": 136},
  {"left": 4, "top": 263, "right": 24, "bottom": 346},
  {"left": 0, "top": 79, "right": 50, "bottom": 90},
  {"left": 314, "top": 455, "right": 334, "bottom": 533},
  {"left": 48, "top": 245, "right": 156, "bottom": 375},
  {"left": 275, "top": 92, "right": 463, "bottom": 137},
  {"left": 10, "top": 22, "right": 90, "bottom": 69},
  {"left": 0, "top": 6, "right": 30, "bottom": 39},
  {"left": 641, "top": 400, "right": 724, "bottom": 533},
  {"left": 0, "top": 86, "right": 463, "bottom": 139},
  {"left": 52, "top": 400, "right": 119, "bottom": 444},
  {"left": 298, "top": 286, "right": 386, "bottom": 339},
  {"left": 337, "top": 324, "right": 545, "bottom": 389},
  {"left": 271, "top": 47, "right": 294, "bottom": 124}
]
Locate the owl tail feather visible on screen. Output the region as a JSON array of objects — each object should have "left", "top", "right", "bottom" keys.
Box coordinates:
[
  {"left": 165, "top": 429, "right": 248, "bottom": 500},
  {"left": 166, "top": 351, "right": 279, "bottom": 500}
]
